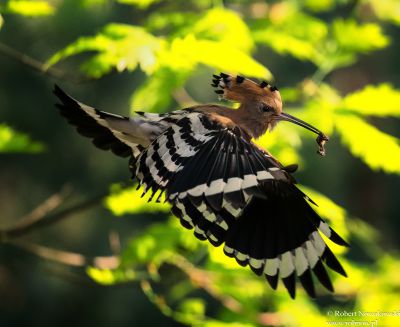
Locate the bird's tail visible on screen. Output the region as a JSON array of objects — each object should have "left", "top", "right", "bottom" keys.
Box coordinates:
[{"left": 53, "top": 85, "right": 153, "bottom": 158}]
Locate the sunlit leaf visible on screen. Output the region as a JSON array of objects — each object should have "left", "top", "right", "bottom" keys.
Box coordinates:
[
  {"left": 369, "top": 0, "right": 400, "bottom": 25},
  {"left": 303, "top": 0, "right": 335, "bottom": 12},
  {"left": 146, "top": 11, "right": 197, "bottom": 34},
  {"left": 87, "top": 267, "right": 117, "bottom": 285},
  {"left": 80, "top": 0, "right": 109, "bottom": 7},
  {"left": 1, "top": 0, "right": 55, "bottom": 16},
  {"left": 86, "top": 266, "right": 140, "bottom": 285},
  {"left": 276, "top": 297, "right": 328, "bottom": 327},
  {"left": 332, "top": 259, "right": 367, "bottom": 293},
  {"left": 203, "top": 320, "right": 254, "bottom": 327},
  {"left": 253, "top": 12, "right": 327, "bottom": 63},
  {"left": 160, "top": 35, "right": 271, "bottom": 79},
  {"left": 117, "top": 0, "right": 161, "bottom": 9},
  {"left": 342, "top": 83, "right": 400, "bottom": 117},
  {"left": 191, "top": 8, "right": 254, "bottom": 53},
  {"left": 207, "top": 244, "right": 241, "bottom": 271},
  {"left": 335, "top": 114, "right": 400, "bottom": 174},
  {"left": 0, "top": 14, "right": 3, "bottom": 29},
  {"left": 130, "top": 67, "right": 189, "bottom": 113},
  {"left": 46, "top": 23, "right": 162, "bottom": 78},
  {"left": 332, "top": 19, "right": 389, "bottom": 53},
  {"left": 104, "top": 183, "right": 170, "bottom": 216},
  {"left": 254, "top": 29, "right": 317, "bottom": 61},
  {"left": 353, "top": 256, "right": 400, "bottom": 326},
  {"left": 193, "top": 38, "right": 270, "bottom": 78},
  {"left": 121, "top": 219, "right": 202, "bottom": 266},
  {"left": 0, "top": 124, "right": 44, "bottom": 153},
  {"left": 178, "top": 298, "right": 205, "bottom": 319}
]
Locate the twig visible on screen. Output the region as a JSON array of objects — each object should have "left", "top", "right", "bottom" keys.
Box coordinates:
[
  {"left": 140, "top": 280, "right": 175, "bottom": 318},
  {"left": 172, "top": 87, "right": 198, "bottom": 108},
  {"left": 4, "top": 184, "right": 72, "bottom": 232},
  {"left": 0, "top": 41, "right": 91, "bottom": 83},
  {"left": 0, "top": 192, "right": 106, "bottom": 242},
  {"left": 167, "top": 253, "right": 242, "bottom": 313},
  {"left": 140, "top": 278, "right": 208, "bottom": 325},
  {"left": 9, "top": 239, "right": 120, "bottom": 269},
  {"left": 166, "top": 254, "right": 283, "bottom": 326},
  {"left": 108, "top": 230, "right": 121, "bottom": 255}
]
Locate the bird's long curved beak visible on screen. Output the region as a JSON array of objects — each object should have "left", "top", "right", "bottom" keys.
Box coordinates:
[{"left": 278, "top": 112, "right": 326, "bottom": 137}]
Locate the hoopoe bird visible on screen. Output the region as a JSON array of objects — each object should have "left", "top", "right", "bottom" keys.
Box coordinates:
[{"left": 53, "top": 72, "right": 348, "bottom": 299}]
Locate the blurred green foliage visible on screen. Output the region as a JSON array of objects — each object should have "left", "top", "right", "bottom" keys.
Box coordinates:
[
  {"left": 0, "top": 0, "right": 54, "bottom": 16},
  {"left": 0, "top": 124, "right": 44, "bottom": 153},
  {"left": 1, "top": 0, "right": 400, "bottom": 326}
]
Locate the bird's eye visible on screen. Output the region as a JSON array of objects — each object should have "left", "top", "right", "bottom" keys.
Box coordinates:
[{"left": 261, "top": 104, "right": 275, "bottom": 113}]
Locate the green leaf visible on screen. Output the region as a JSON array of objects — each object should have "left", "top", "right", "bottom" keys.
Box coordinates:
[
  {"left": 342, "top": 84, "right": 400, "bottom": 117},
  {"left": 80, "top": 0, "right": 109, "bottom": 7},
  {"left": 335, "top": 114, "right": 400, "bottom": 174},
  {"left": 332, "top": 19, "right": 389, "bottom": 54},
  {"left": 130, "top": 67, "right": 189, "bottom": 113},
  {"left": 203, "top": 322, "right": 254, "bottom": 327},
  {"left": 254, "top": 29, "right": 318, "bottom": 61},
  {"left": 146, "top": 11, "right": 197, "bottom": 34},
  {"left": 303, "top": 0, "right": 335, "bottom": 12},
  {"left": 253, "top": 12, "right": 327, "bottom": 63},
  {"left": 177, "top": 298, "right": 205, "bottom": 319},
  {"left": 117, "top": 0, "right": 161, "bottom": 9},
  {"left": 191, "top": 8, "right": 254, "bottom": 53},
  {"left": 104, "top": 183, "right": 170, "bottom": 216},
  {"left": 0, "top": 124, "right": 44, "bottom": 153},
  {"left": 121, "top": 219, "right": 202, "bottom": 266},
  {"left": 87, "top": 266, "right": 140, "bottom": 285},
  {"left": 0, "top": 14, "right": 3, "bottom": 29},
  {"left": 161, "top": 35, "right": 271, "bottom": 79},
  {"left": 1, "top": 1, "right": 55, "bottom": 16},
  {"left": 46, "top": 24, "right": 162, "bottom": 78},
  {"left": 276, "top": 297, "right": 327, "bottom": 327},
  {"left": 369, "top": 0, "right": 400, "bottom": 25}
]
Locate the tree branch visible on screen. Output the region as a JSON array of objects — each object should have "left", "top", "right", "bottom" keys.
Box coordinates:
[
  {"left": 0, "top": 191, "right": 107, "bottom": 242},
  {"left": 166, "top": 253, "right": 283, "bottom": 326},
  {"left": 0, "top": 41, "right": 92, "bottom": 83},
  {"left": 9, "top": 239, "right": 120, "bottom": 269},
  {"left": 4, "top": 184, "right": 72, "bottom": 231},
  {"left": 172, "top": 87, "right": 198, "bottom": 108}
]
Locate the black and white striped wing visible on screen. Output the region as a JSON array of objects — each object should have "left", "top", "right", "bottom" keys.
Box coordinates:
[
  {"left": 53, "top": 85, "right": 181, "bottom": 159},
  {"left": 134, "top": 111, "right": 348, "bottom": 298}
]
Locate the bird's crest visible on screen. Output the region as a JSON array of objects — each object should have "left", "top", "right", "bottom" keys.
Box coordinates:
[{"left": 211, "top": 72, "right": 280, "bottom": 105}]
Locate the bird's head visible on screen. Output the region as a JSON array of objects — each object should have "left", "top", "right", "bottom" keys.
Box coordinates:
[{"left": 212, "top": 73, "right": 329, "bottom": 155}]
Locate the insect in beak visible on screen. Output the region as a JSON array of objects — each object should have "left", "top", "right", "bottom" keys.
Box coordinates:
[{"left": 278, "top": 112, "right": 329, "bottom": 156}]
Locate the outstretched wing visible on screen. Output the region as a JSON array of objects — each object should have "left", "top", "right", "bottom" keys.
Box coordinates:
[{"left": 135, "top": 110, "right": 348, "bottom": 298}]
